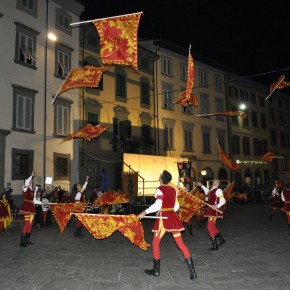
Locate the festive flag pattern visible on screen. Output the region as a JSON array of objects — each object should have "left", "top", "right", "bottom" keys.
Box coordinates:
[
  {"left": 177, "top": 188, "right": 207, "bottom": 222},
  {"left": 93, "top": 191, "right": 129, "bottom": 206},
  {"left": 175, "top": 50, "right": 198, "bottom": 107},
  {"left": 218, "top": 144, "right": 241, "bottom": 172},
  {"left": 56, "top": 66, "right": 109, "bottom": 97},
  {"left": 74, "top": 213, "right": 149, "bottom": 250},
  {"left": 260, "top": 152, "right": 278, "bottom": 163},
  {"left": 92, "top": 13, "right": 142, "bottom": 71},
  {"left": 62, "top": 124, "right": 108, "bottom": 142},
  {"left": 270, "top": 75, "right": 290, "bottom": 92},
  {"left": 49, "top": 203, "right": 88, "bottom": 233}
]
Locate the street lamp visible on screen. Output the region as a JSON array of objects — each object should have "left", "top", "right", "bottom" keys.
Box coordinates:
[{"left": 239, "top": 103, "right": 246, "bottom": 110}]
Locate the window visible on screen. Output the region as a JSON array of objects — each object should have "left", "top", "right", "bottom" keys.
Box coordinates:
[
  {"left": 16, "top": 0, "right": 38, "bottom": 17},
  {"left": 162, "top": 89, "right": 174, "bottom": 110},
  {"left": 253, "top": 138, "right": 260, "bottom": 156},
  {"left": 280, "top": 131, "right": 286, "bottom": 147},
  {"left": 182, "top": 105, "right": 193, "bottom": 115},
  {"left": 199, "top": 70, "right": 208, "bottom": 87},
  {"left": 113, "top": 118, "right": 131, "bottom": 141},
  {"left": 217, "top": 130, "right": 226, "bottom": 151},
  {"left": 141, "top": 125, "right": 151, "bottom": 146},
  {"left": 243, "top": 137, "right": 250, "bottom": 155},
  {"left": 261, "top": 140, "right": 268, "bottom": 153},
  {"left": 229, "top": 86, "right": 239, "bottom": 98},
  {"left": 278, "top": 111, "right": 285, "bottom": 125},
  {"left": 259, "top": 95, "right": 265, "bottom": 107},
  {"left": 140, "top": 79, "right": 150, "bottom": 105},
  {"left": 232, "top": 135, "right": 240, "bottom": 154},
  {"left": 269, "top": 108, "right": 276, "bottom": 124},
  {"left": 250, "top": 93, "right": 256, "bottom": 104},
  {"left": 164, "top": 125, "right": 174, "bottom": 149},
  {"left": 55, "top": 43, "right": 73, "bottom": 78},
  {"left": 53, "top": 153, "right": 70, "bottom": 181},
  {"left": 12, "top": 148, "right": 34, "bottom": 180},
  {"left": 202, "top": 131, "right": 211, "bottom": 153},
  {"left": 251, "top": 111, "right": 258, "bottom": 127},
  {"left": 161, "top": 57, "right": 172, "bottom": 75},
  {"left": 53, "top": 98, "right": 72, "bottom": 137},
  {"left": 231, "top": 105, "right": 239, "bottom": 124},
  {"left": 282, "top": 155, "right": 288, "bottom": 171},
  {"left": 87, "top": 112, "right": 99, "bottom": 126},
  {"left": 184, "top": 129, "right": 193, "bottom": 151},
  {"left": 214, "top": 75, "right": 223, "bottom": 91},
  {"left": 240, "top": 90, "right": 249, "bottom": 102},
  {"left": 200, "top": 94, "right": 209, "bottom": 115},
  {"left": 260, "top": 113, "right": 267, "bottom": 129},
  {"left": 12, "top": 84, "right": 37, "bottom": 133},
  {"left": 55, "top": 8, "right": 72, "bottom": 35},
  {"left": 14, "top": 22, "right": 39, "bottom": 68},
  {"left": 181, "top": 63, "right": 187, "bottom": 81},
  {"left": 215, "top": 98, "right": 224, "bottom": 121},
  {"left": 116, "top": 70, "right": 127, "bottom": 100},
  {"left": 270, "top": 130, "right": 277, "bottom": 146}
]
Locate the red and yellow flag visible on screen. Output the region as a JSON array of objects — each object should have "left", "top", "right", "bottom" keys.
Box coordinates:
[
  {"left": 218, "top": 144, "right": 241, "bottom": 172},
  {"left": 93, "top": 191, "right": 129, "bottom": 206},
  {"left": 74, "top": 213, "right": 149, "bottom": 250},
  {"left": 260, "top": 152, "right": 278, "bottom": 163},
  {"left": 62, "top": 124, "right": 108, "bottom": 142},
  {"left": 92, "top": 12, "right": 142, "bottom": 72},
  {"left": 222, "top": 181, "right": 235, "bottom": 202},
  {"left": 55, "top": 66, "right": 109, "bottom": 98},
  {"left": 270, "top": 75, "right": 290, "bottom": 92},
  {"left": 175, "top": 48, "right": 198, "bottom": 107},
  {"left": 177, "top": 188, "right": 207, "bottom": 222},
  {"left": 49, "top": 203, "right": 88, "bottom": 233}
]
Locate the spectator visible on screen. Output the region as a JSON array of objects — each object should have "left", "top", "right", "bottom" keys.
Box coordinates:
[
  {"left": 33, "top": 189, "right": 42, "bottom": 229},
  {"left": 0, "top": 192, "right": 12, "bottom": 231},
  {"left": 41, "top": 190, "right": 50, "bottom": 227}
]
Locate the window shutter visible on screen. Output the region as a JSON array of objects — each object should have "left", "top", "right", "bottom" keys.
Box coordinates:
[
  {"left": 24, "top": 97, "right": 31, "bottom": 130},
  {"left": 17, "top": 95, "right": 24, "bottom": 128}
]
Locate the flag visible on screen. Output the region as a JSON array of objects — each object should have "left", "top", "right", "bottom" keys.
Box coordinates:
[
  {"left": 177, "top": 162, "right": 192, "bottom": 187},
  {"left": 92, "top": 12, "right": 142, "bottom": 71},
  {"left": 175, "top": 47, "right": 198, "bottom": 107},
  {"left": 62, "top": 124, "right": 108, "bottom": 142},
  {"left": 49, "top": 203, "right": 88, "bottom": 233},
  {"left": 54, "top": 66, "right": 109, "bottom": 100},
  {"left": 217, "top": 143, "right": 241, "bottom": 172},
  {"left": 270, "top": 75, "right": 290, "bottom": 92},
  {"left": 260, "top": 152, "right": 278, "bottom": 163},
  {"left": 196, "top": 111, "right": 247, "bottom": 119},
  {"left": 93, "top": 191, "right": 129, "bottom": 206},
  {"left": 74, "top": 213, "right": 149, "bottom": 250},
  {"left": 177, "top": 188, "right": 207, "bottom": 222},
  {"left": 222, "top": 181, "right": 235, "bottom": 202}
]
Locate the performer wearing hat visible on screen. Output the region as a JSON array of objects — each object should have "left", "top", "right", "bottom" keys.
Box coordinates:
[
  {"left": 197, "top": 179, "right": 226, "bottom": 250},
  {"left": 73, "top": 176, "right": 89, "bottom": 237},
  {"left": 138, "top": 170, "right": 197, "bottom": 280},
  {"left": 19, "top": 171, "right": 36, "bottom": 247},
  {"left": 269, "top": 180, "right": 284, "bottom": 221}
]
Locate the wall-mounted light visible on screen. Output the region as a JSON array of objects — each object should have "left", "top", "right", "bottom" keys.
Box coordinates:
[
  {"left": 201, "top": 170, "right": 207, "bottom": 176},
  {"left": 239, "top": 103, "right": 246, "bottom": 110},
  {"left": 47, "top": 32, "right": 57, "bottom": 42}
]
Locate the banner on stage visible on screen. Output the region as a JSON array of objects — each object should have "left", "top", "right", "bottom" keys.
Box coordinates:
[{"left": 122, "top": 172, "right": 138, "bottom": 199}]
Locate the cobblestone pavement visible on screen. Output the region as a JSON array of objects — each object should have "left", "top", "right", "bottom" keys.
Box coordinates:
[{"left": 0, "top": 202, "right": 290, "bottom": 290}]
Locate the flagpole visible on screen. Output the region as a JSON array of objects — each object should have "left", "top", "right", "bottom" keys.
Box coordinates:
[
  {"left": 265, "top": 75, "right": 285, "bottom": 101},
  {"left": 195, "top": 113, "right": 214, "bottom": 117},
  {"left": 70, "top": 11, "right": 144, "bottom": 27},
  {"left": 51, "top": 69, "right": 72, "bottom": 104},
  {"left": 205, "top": 203, "right": 223, "bottom": 214}
]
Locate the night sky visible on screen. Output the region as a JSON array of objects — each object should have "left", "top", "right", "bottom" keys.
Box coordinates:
[{"left": 80, "top": 0, "right": 290, "bottom": 86}]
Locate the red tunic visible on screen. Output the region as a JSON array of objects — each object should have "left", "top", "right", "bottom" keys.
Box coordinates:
[
  {"left": 204, "top": 188, "right": 223, "bottom": 218},
  {"left": 282, "top": 190, "right": 290, "bottom": 213},
  {"left": 20, "top": 187, "right": 35, "bottom": 214},
  {"left": 152, "top": 185, "right": 184, "bottom": 233}
]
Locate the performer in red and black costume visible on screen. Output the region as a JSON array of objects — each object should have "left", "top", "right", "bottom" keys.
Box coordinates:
[
  {"left": 269, "top": 179, "right": 284, "bottom": 221},
  {"left": 138, "top": 170, "right": 197, "bottom": 280},
  {"left": 73, "top": 176, "right": 89, "bottom": 237},
  {"left": 281, "top": 185, "right": 290, "bottom": 235},
  {"left": 197, "top": 179, "right": 226, "bottom": 250},
  {"left": 19, "top": 171, "right": 36, "bottom": 247}
]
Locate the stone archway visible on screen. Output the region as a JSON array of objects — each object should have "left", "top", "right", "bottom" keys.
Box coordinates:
[
  {"left": 244, "top": 168, "right": 253, "bottom": 185},
  {"left": 254, "top": 169, "right": 262, "bottom": 187},
  {"left": 218, "top": 167, "right": 228, "bottom": 181}
]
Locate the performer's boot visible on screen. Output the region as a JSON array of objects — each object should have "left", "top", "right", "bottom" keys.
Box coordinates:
[
  {"left": 216, "top": 233, "right": 225, "bottom": 246},
  {"left": 145, "top": 259, "right": 160, "bottom": 276},
  {"left": 184, "top": 257, "right": 197, "bottom": 280},
  {"left": 207, "top": 236, "right": 219, "bottom": 250},
  {"left": 187, "top": 224, "right": 193, "bottom": 236},
  {"left": 20, "top": 234, "right": 27, "bottom": 247},
  {"left": 25, "top": 233, "right": 35, "bottom": 245},
  {"left": 269, "top": 214, "right": 273, "bottom": 221}
]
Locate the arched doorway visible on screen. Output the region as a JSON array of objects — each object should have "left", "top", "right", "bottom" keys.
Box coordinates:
[
  {"left": 218, "top": 167, "right": 228, "bottom": 181},
  {"left": 244, "top": 168, "right": 252, "bottom": 185},
  {"left": 201, "top": 167, "right": 214, "bottom": 185},
  {"left": 254, "top": 169, "right": 262, "bottom": 187}
]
